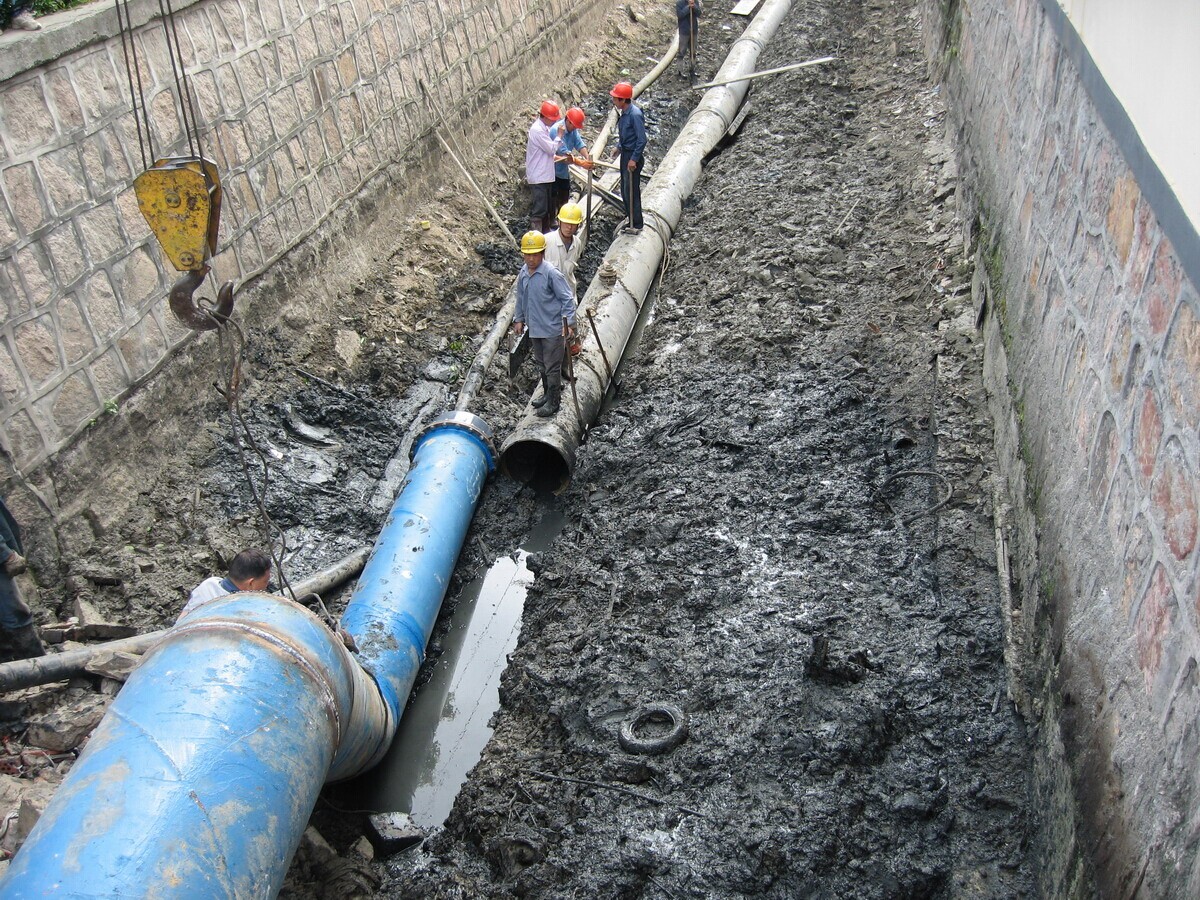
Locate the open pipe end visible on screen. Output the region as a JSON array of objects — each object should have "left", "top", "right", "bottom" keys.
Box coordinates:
[{"left": 499, "top": 438, "right": 575, "bottom": 495}]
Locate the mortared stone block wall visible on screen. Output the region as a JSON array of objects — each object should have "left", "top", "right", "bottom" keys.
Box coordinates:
[
  {"left": 920, "top": 0, "right": 1200, "bottom": 895},
  {"left": 0, "top": 0, "right": 605, "bottom": 473}
]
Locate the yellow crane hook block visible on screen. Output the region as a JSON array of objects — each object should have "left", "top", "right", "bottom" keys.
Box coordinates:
[{"left": 134, "top": 157, "right": 223, "bottom": 272}]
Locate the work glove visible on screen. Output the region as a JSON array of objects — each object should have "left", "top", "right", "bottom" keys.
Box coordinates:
[{"left": 4, "top": 552, "right": 27, "bottom": 576}]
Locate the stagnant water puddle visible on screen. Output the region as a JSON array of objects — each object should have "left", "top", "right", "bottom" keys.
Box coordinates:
[{"left": 335, "top": 500, "right": 567, "bottom": 829}]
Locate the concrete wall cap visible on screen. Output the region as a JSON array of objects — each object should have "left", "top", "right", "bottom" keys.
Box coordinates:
[{"left": 0, "top": 0, "right": 204, "bottom": 86}]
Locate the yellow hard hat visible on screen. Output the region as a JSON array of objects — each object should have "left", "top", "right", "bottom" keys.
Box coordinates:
[
  {"left": 558, "top": 203, "right": 584, "bottom": 225},
  {"left": 520, "top": 231, "right": 547, "bottom": 253}
]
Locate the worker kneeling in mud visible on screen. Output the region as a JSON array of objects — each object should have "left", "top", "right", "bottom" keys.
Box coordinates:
[
  {"left": 179, "top": 548, "right": 273, "bottom": 620},
  {"left": 513, "top": 231, "right": 575, "bottom": 418}
]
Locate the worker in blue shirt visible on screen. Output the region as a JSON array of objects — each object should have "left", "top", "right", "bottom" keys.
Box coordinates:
[
  {"left": 513, "top": 231, "right": 576, "bottom": 418},
  {"left": 610, "top": 81, "right": 646, "bottom": 233},
  {"left": 179, "top": 548, "right": 273, "bottom": 620},
  {"left": 549, "top": 107, "right": 589, "bottom": 227}
]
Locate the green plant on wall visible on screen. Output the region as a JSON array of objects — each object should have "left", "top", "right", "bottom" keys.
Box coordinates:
[
  {"left": 940, "top": 0, "right": 964, "bottom": 68},
  {"left": 3, "top": 0, "right": 95, "bottom": 28}
]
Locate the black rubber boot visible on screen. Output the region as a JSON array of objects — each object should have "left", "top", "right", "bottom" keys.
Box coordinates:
[
  {"left": 535, "top": 386, "right": 561, "bottom": 418},
  {"left": 0, "top": 624, "right": 45, "bottom": 664},
  {"left": 531, "top": 375, "right": 550, "bottom": 408}
]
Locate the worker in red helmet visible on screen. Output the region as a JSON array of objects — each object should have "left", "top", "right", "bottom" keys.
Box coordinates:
[
  {"left": 549, "top": 107, "right": 589, "bottom": 228},
  {"left": 609, "top": 82, "right": 646, "bottom": 233},
  {"left": 526, "top": 100, "right": 564, "bottom": 233}
]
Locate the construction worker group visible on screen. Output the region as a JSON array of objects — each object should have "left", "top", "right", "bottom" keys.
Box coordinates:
[{"left": 516, "top": 79, "right": 648, "bottom": 419}]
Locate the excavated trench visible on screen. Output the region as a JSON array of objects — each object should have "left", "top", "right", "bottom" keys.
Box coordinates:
[
  {"left": 1, "top": 0, "right": 1044, "bottom": 896},
  {"left": 372, "top": 0, "right": 1039, "bottom": 895}
]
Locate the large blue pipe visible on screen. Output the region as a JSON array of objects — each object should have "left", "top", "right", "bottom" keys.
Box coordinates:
[
  {"left": 2, "top": 412, "right": 495, "bottom": 896},
  {"left": 333, "top": 412, "right": 497, "bottom": 778}
]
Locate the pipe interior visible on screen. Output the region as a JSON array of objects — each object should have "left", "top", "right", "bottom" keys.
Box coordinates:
[{"left": 499, "top": 441, "right": 572, "bottom": 494}]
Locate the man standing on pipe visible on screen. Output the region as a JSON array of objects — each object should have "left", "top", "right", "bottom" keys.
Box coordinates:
[
  {"left": 610, "top": 82, "right": 646, "bottom": 234},
  {"left": 526, "top": 100, "right": 564, "bottom": 233},
  {"left": 513, "top": 231, "right": 576, "bottom": 418}
]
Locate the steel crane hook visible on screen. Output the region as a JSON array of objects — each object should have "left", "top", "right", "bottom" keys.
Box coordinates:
[{"left": 168, "top": 265, "right": 235, "bottom": 331}]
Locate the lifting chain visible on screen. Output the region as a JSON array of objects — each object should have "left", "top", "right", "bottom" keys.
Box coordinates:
[{"left": 116, "top": 0, "right": 236, "bottom": 330}]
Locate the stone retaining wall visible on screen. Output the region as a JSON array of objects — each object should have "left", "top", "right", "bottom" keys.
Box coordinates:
[
  {"left": 0, "top": 0, "right": 606, "bottom": 473},
  {"left": 921, "top": 0, "right": 1200, "bottom": 895}
]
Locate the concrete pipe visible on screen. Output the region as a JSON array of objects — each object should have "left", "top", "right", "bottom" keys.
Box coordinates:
[{"left": 501, "top": 0, "right": 794, "bottom": 490}]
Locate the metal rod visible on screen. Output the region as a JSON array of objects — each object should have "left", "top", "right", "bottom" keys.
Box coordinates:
[
  {"left": 433, "top": 130, "right": 519, "bottom": 248},
  {"left": 587, "top": 157, "right": 652, "bottom": 179},
  {"left": 693, "top": 55, "right": 836, "bottom": 90},
  {"left": 586, "top": 164, "right": 593, "bottom": 230},
  {"left": 585, "top": 306, "right": 618, "bottom": 393},
  {"left": 419, "top": 79, "right": 518, "bottom": 249}
]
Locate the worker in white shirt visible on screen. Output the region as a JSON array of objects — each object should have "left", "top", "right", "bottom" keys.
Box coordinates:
[{"left": 543, "top": 202, "right": 585, "bottom": 302}]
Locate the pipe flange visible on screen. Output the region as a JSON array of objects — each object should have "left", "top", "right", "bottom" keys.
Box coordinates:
[{"left": 412, "top": 411, "right": 498, "bottom": 470}]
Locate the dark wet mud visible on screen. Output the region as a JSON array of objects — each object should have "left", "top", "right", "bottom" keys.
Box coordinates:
[{"left": 373, "top": 0, "right": 1035, "bottom": 897}]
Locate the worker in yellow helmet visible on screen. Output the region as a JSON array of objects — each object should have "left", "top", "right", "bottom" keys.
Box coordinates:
[
  {"left": 544, "top": 202, "right": 584, "bottom": 302},
  {"left": 513, "top": 231, "right": 575, "bottom": 417}
]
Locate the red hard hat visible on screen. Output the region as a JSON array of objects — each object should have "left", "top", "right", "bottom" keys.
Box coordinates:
[
  {"left": 566, "top": 107, "right": 586, "bottom": 128},
  {"left": 539, "top": 100, "right": 560, "bottom": 119},
  {"left": 610, "top": 81, "right": 633, "bottom": 100}
]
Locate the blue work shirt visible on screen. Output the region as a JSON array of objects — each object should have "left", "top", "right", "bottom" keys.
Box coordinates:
[
  {"left": 616, "top": 102, "right": 647, "bottom": 164},
  {"left": 515, "top": 261, "right": 575, "bottom": 339},
  {"left": 677, "top": 0, "right": 702, "bottom": 22},
  {"left": 551, "top": 123, "right": 586, "bottom": 180}
]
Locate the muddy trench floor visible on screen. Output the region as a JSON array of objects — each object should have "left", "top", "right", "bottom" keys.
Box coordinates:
[{"left": 6, "top": 0, "right": 1037, "bottom": 896}]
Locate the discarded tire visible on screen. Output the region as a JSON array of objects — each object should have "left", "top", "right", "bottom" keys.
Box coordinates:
[{"left": 619, "top": 703, "right": 689, "bottom": 755}]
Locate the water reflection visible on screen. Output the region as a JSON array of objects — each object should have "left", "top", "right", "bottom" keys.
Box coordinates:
[{"left": 337, "top": 504, "right": 566, "bottom": 829}]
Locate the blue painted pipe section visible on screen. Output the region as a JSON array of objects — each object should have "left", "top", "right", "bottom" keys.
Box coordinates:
[
  {"left": 2, "top": 413, "right": 495, "bottom": 896},
  {"left": 0, "top": 594, "right": 370, "bottom": 895},
  {"left": 334, "top": 414, "right": 496, "bottom": 779}
]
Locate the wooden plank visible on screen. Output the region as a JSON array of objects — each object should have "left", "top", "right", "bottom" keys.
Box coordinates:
[{"left": 731, "top": 0, "right": 763, "bottom": 16}]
